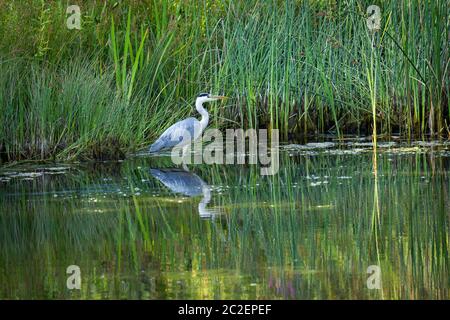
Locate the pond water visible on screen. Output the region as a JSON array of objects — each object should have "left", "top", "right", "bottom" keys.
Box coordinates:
[{"left": 0, "top": 139, "right": 449, "bottom": 299}]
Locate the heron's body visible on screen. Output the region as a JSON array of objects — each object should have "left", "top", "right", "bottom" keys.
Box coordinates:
[
  {"left": 149, "top": 168, "right": 218, "bottom": 218},
  {"left": 149, "top": 93, "right": 225, "bottom": 153}
]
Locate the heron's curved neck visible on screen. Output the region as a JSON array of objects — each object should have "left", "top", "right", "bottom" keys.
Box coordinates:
[{"left": 196, "top": 99, "right": 209, "bottom": 131}]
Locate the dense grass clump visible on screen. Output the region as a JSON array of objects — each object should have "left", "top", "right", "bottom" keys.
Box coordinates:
[
  {"left": 0, "top": 0, "right": 448, "bottom": 162},
  {"left": 0, "top": 151, "right": 448, "bottom": 298}
]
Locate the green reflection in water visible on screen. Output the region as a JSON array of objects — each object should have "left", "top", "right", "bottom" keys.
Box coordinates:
[{"left": 0, "top": 142, "right": 449, "bottom": 299}]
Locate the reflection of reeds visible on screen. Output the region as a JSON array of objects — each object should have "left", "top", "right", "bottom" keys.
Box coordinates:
[
  {"left": 367, "top": 30, "right": 381, "bottom": 295},
  {"left": 0, "top": 150, "right": 448, "bottom": 299}
]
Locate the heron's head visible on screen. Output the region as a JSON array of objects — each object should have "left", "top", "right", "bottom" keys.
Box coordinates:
[{"left": 196, "top": 93, "right": 227, "bottom": 103}]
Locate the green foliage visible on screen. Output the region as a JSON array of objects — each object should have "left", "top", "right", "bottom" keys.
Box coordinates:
[{"left": 0, "top": 0, "right": 448, "bottom": 162}]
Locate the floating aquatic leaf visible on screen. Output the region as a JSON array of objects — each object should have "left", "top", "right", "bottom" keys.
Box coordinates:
[
  {"left": 413, "top": 141, "right": 444, "bottom": 147},
  {"left": 284, "top": 142, "right": 335, "bottom": 150},
  {"left": 386, "top": 146, "right": 421, "bottom": 154},
  {"left": 351, "top": 141, "right": 396, "bottom": 148},
  {"left": 324, "top": 148, "right": 366, "bottom": 155}
]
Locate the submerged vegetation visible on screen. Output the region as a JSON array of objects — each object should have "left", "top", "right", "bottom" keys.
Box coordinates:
[{"left": 0, "top": 0, "right": 448, "bottom": 162}]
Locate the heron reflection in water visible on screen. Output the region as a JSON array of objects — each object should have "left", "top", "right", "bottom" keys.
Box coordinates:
[{"left": 149, "top": 168, "right": 219, "bottom": 219}]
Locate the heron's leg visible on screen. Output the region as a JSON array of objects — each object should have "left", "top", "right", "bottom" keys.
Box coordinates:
[
  {"left": 181, "top": 145, "right": 190, "bottom": 171},
  {"left": 181, "top": 144, "right": 190, "bottom": 160}
]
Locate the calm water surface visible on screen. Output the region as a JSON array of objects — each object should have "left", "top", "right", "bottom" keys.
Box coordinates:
[{"left": 0, "top": 139, "right": 449, "bottom": 299}]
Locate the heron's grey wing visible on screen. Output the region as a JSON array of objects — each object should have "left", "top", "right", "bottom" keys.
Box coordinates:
[
  {"left": 150, "top": 169, "right": 205, "bottom": 196},
  {"left": 149, "top": 117, "right": 200, "bottom": 152}
]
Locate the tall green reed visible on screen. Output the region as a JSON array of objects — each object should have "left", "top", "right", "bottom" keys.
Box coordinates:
[{"left": 0, "top": 0, "right": 448, "bottom": 162}]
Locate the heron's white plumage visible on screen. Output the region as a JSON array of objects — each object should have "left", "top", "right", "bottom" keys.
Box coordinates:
[{"left": 149, "top": 93, "right": 225, "bottom": 153}]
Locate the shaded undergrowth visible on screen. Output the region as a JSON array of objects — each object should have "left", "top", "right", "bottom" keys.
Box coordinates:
[{"left": 0, "top": 0, "right": 448, "bottom": 163}]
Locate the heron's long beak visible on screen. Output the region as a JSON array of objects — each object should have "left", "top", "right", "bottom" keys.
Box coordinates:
[{"left": 211, "top": 95, "right": 227, "bottom": 100}]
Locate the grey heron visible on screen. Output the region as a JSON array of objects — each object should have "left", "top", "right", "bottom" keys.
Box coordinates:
[
  {"left": 149, "top": 168, "right": 219, "bottom": 219},
  {"left": 149, "top": 93, "right": 227, "bottom": 154}
]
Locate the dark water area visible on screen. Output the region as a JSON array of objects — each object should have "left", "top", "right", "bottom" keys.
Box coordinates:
[{"left": 0, "top": 138, "right": 449, "bottom": 299}]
